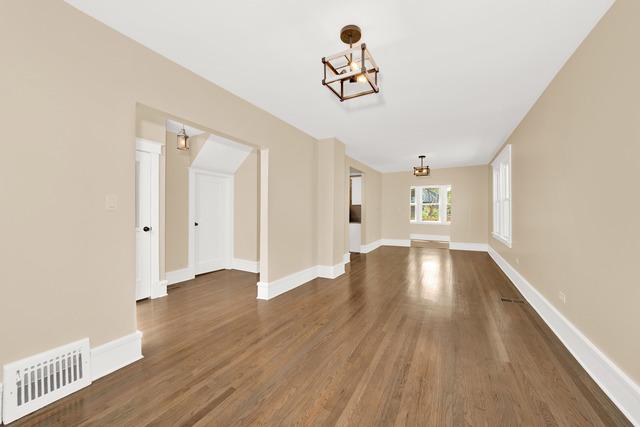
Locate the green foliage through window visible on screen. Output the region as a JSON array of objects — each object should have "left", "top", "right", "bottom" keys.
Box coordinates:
[{"left": 410, "top": 185, "right": 451, "bottom": 223}]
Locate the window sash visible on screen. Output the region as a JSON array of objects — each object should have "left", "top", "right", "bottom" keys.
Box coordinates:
[
  {"left": 409, "top": 188, "right": 416, "bottom": 221},
  {"left": 492, "top": 145, "right": 512, "bottom": 246},
  {"left": 410, "top": 185, "right": 451, "bottom": 224}
]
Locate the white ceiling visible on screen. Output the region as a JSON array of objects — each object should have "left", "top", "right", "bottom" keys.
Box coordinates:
[
  {"left": 67, "top": 0, "right": 612, "bottom": 172},
  {"left": 192, "top": 134, "right": 253, "bottom": 175},
  {"left": 166, "top": 119, "right": 206, "bottom": 137}
]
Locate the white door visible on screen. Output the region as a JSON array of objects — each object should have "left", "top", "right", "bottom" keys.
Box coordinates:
[
  {"left": 135, "top": 150, "right": 152, "bottom": 300},
  {"left": 194, "top": 172, "right": 232, "bottom": 275}
]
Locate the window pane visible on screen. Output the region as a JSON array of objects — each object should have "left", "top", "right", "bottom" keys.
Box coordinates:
[
  {"left": 410, "top": 205, "right": 416, "bottom": 221},
  {"left": 410, "top": 188, "right": 415, "bottom": 203},
  {"left": 422, "top": 204, "right": 439, "bottom": 221},
  {"left": 447, "top": 204, "right": 452, "bottom": 222},
  {"left": 422, "top": 187, "right": 439, "bottom": 204}
]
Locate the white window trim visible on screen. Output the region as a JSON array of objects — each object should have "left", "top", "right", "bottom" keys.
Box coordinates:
[
  {"left": 410, "top": 185, "right": 452, "bottom": 225},
  {"left": 492, "top": 144, "right": 512, "bottom": 248}
]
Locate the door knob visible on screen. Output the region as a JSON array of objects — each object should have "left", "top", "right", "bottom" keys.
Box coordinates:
[{"left": 143, "top": 226, "right": 151, "bottom": 232}]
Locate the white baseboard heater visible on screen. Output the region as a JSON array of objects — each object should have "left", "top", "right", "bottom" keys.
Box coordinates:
[{"left": 2, "top": 338, "right": 91, "bottom": 424}]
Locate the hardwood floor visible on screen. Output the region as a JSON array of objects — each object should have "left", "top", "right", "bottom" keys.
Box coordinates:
[
  {"left": 13, "top": 247, "right": 630, "bottom": 426},
  {"left": 410, "top": 240, "right": 450, "bottom": 249}
]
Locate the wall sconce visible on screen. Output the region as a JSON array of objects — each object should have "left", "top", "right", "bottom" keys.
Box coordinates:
[{"left": 176, "top": 125, "right": 189, "bottom": 151}]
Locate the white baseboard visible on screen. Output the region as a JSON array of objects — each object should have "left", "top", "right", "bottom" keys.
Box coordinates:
[
  {"left": 344, "top": 253, "right": 351, "bottom": 264},
  {"left": 231, "top": 258, "right": 260, "bottom": 273},
  {"left": 166, "top": 267, "right": 195, "bottom": 285},
  {"left": 381, "top": 239, "right": 411, "bottom": 247},
  {"left": 410, "top": 233, "right": 450, "bottom": 242},
  {"left": 91, "top": 331, "right": 143, "bottom": 381},
  {"left": 360, "top": 239, "right": 382, "bottom": 253},
  {"left": 317, "top": 262, "right": 346, "bottom": 279},
  {"left": 449, "top": 242, "right": 488, "bottom": 251},
  {"left": 0, "top": 383, "right": 3, "bottom": 425},
  {"left": 488, "top": 246, "right": 640, "bottom": 425},
  {"left": 257, "top": 266, "right": 318, "bottom": 300},
  {"left": 151, "top": 280, "right": 168, "bottom": 299},
  {"left": 256, "top": 257, "right": 351, "bottom": 300}
]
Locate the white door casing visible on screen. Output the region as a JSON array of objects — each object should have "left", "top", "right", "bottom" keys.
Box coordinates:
[
  {"left": 190, "top": 169, "right": 233, "bottom": 275},
  {"left": 135, "top": 138, "right": 164, "bottom": 300},
  {"left": 135, "top": 150, "right": 152, "bottom": 300}
]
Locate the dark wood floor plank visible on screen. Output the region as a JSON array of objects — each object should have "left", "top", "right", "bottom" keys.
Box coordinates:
[{"left": 11, "top": 247, "right": 631, "bottom": 426}]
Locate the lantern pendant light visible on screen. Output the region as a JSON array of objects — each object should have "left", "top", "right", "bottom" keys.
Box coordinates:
[
  {"left": 322, "top": 25, "right": 380, "bottom": 102},
  {"left": 413, "top": 155, "right": 430, "bottom": 177},
  {"left": 176, "top": 125, "right": 189, "bottom": 151}
]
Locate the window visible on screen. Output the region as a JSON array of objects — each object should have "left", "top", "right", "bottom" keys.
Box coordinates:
[
  {"left": 409, "top": 185, "right": 452, "bottom": 224},
  {"left": 446, "top": 187, "right": 452, "bottom": 222},
  {"left": 410, "top": 187, "right": 416, "bottom": 221},
  {"left": 492, "top": 144, "right": 512, "bottom": 247}
]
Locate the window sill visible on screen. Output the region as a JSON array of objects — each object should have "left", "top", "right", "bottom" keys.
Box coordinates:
[
  {"left": 492, "top": 232, "right": 512, "bottom": 248},
  {"left": 410, "top": 221, "right": 451, "bottom": 225}
]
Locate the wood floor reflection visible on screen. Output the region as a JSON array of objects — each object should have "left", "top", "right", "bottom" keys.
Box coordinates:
[
  {"left": 410, "top": 239, "right": 449, "bottom": 249},
  {"left": 13, "top": 247, "right": 630, "bottom": 426}
]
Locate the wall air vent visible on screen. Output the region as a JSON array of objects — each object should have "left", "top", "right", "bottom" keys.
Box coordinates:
[
  {"left": 2, "top": 338, "right": 91, "bottom": 424},
  {"left": 501, "top": 297, "right": 525, "bottom": 304}
]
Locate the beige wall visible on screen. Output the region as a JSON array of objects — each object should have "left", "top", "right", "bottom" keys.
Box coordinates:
[
  {"left": 333, "top": 144, "right": 346, "bottom": 264},
  {"left": 234, "top": 151, "right": 259, "bottom": 262},
  {"left": 165, "top": 131, "right": 191, "bottom": 271},
  {"left": 0, "top": 0, "right": 317, "bottom": 376},
  {"left": 317, "top": 139, "right": 346, "bottom": 266},
  {"left": 382, "top": 166, "right": 489, "bottom": 243},
  {"left": 488, "top": 0, "right": 640, "bottom": 383},
  {"left": 346, "top": 157, "right": 382, "bottom": 248}
]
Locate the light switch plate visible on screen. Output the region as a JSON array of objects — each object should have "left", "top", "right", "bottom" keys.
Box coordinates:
[{"left": 105, "top": 194, "right": 118, "bottom": 211}]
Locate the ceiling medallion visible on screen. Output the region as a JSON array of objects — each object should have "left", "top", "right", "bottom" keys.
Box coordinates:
[
  {"left": 413, "top": 155, "right": 430, "bottom": 177},
  {"left": 322, "top": 25, "right": 380, "bottom": 101}
]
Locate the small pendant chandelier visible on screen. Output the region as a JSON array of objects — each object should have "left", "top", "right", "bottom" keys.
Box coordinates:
[
  {"left": 413, "top": 155, "right": 430, "bottom": 177},
  {"left": 176, "top": 124, "right": 189, "bottom": 151},
  {"left": 322, "top": 25, "right": 380, "bottom": 102}
]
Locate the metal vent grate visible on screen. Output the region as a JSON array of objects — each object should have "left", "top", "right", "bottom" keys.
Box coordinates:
[
  {"left": 2, "top": 338, "right": 91, "bottom": 424},
  {"left": 501, "top": 297, "right": 525, "bottom": 304}
]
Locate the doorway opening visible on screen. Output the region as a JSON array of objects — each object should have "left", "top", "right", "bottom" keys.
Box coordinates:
[
  {"left": 135, "top": 110, "right": 263, "bottom": 302},
  {"left": 349, "top": 168, "right": 363, "bottom": 253}
]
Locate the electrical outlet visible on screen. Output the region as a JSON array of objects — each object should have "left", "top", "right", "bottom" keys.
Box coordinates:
[{"left": 558, "top": 291, "right": 566, "bottom": 304}]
